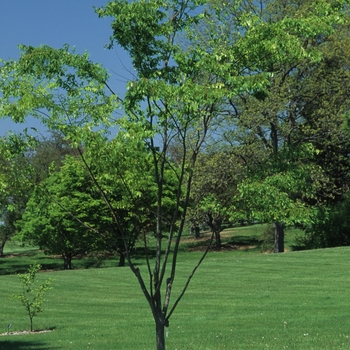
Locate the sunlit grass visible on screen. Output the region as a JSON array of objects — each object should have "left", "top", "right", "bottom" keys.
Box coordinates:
[{"left": 1, "top": 226, "right": 349, "bottom": 349}]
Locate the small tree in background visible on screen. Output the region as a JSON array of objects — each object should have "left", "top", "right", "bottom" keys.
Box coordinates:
[{"left": 11, "top": 263, "right": 54, "bottom": 332}]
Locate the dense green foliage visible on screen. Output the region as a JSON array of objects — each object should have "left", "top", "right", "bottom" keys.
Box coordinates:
[
  {"left": 295, "top": 194, "right": 350, "bottom": 249},
  {"left": 0, "top": 132, "right": 76, "bottom": 256},
  {"left": 18, "top": 156, "right": 115, "bottom": 269}
]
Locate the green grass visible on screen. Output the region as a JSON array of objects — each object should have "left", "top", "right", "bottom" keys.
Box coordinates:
[
  {"left": 1, "top": 241, "right": 123, "bottom": 275},
  {"left": 1, "top": 227, "right": 350, "bottom": 349}
]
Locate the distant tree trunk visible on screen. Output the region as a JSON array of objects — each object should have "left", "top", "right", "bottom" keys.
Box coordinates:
[
  {"left": 214, "top": 228, "right": 221, "bottom": 250},
  {"left": 273, "top": 222, "right": 284, "bottom": 253},
  {"left": 63, "top": 253, "right": 72, "bottom": 269},
  {"left": 207, "top": 213, "right": 222, "bottom": 250},
  {"left": 194, "top": 226, "right": 200, "bottom": 239},
  {"left": 190, "top": 221, "right": 200, "bottom": 238},
  {"left": 0, "top": 238, "right": 6, "bottom": 257},
  {"left": 118, "top": 250, "right": 125, "bottom": 267}
]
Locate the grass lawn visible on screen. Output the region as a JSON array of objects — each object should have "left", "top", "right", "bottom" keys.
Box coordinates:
[{"left": 1, "top": 226, "right": 350, "bottom": 349}]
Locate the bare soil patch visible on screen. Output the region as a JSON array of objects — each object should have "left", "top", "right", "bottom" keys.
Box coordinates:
[{"left": 1, "top": 329, "right": 53, "bottom": 336}]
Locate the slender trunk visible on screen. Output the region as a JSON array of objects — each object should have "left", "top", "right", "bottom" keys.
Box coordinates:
[
  {"left": 63, "top": 254, "right": 72, "bottom": 269},
  {"left": 191, "top": 223, "right": 200, "bottom": 239},
  {"left": 194, "top": 226, "right": 200, "bottom": 239},
  {"left": 273, "top": 222, "right": 284, "bottom": 253},
  {"left": 207, "top": 213, "right": 222, "bottom": 250},
  {"left": 118, "top": 250, "right": 125, "bottom": 267},
  {"left": 215, "top": 229, "right": 221, "bottom": 250},
  {"left": 0, "top": 238, "right": 6, "bottom": 257}
]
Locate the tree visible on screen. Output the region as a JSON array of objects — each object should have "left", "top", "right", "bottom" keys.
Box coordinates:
[
  {"left": 0, "top": 131, "right": 77, "bottom": 257},
  {"left": 189, "top": 151, "right": 244, "bottom": 249},
  {"left": 19, "top": 155, "right": 121, "bottom": 269},
  {"left": 11, "top": 263, "right": 54, "bottom": 332},
  {"left": 199, "top": 0, "right": 350, "bottom": 252},
  {"left": 1, "top": 0, "right": 348, "bottom": 348},
  {"left": 0, "top": 133, "right": 36, "bottom": 256}
]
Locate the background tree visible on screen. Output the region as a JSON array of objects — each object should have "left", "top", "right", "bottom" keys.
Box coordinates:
[
  {"left": 189, "top": 151, "right": 244, "bottom": 249},
  {"left": 198, "top": 0, "right": 350, "bottom": 252},
  {"left": 19, "top": 155, "right": 121, "bottom": 269},
  {"left": 0, "top": 131, "right": 76, "bottom": 256},
  {"left": 0, "top": 133, "right": 35, "bottom": 256}
]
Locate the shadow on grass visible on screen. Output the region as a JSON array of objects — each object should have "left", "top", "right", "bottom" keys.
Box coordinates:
[
  {"left": 183, "top": 233, "right": 262, "bottom": 253},
  {"left": 0, "top": 254, "right": 64, "bottom": 276},
  {"left": 0, "top": 339, "right": 59, "bottom": 350},
  {"left": 231, "top": 235, "right": 261, "bottom": 246},
  {"left": 131, "top": 247, "right": 158, "bottom": 260},
  {"left": 0, "top": 248, "right": 155, "bottom": 275}
]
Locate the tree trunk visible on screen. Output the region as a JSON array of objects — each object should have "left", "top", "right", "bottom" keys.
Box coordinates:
[
  {"left": 30, "top": 315, "right": 34, "bottom": 332},
  {"left": 194, "top": 226, "right": 200, "bottom": 239},
  {"left": 215, "top": 229, "right": 221, "bottom": 250},
  {"left": 207, "top": 213, "right": 222, "bottom": 250},
  {"left": 155, "top": 318, "right": 166, "bottom": 350},
  {"left": 118, "top": 250, "right": 125, "bottom": 267},
  {"left": 63, "top": 254, "right": 72, "bottom": 269},
  {"left": 273, "top": 222, "right": 284, "bottom": 253},
  {"left": 0, "top": 238, "right": 6, "bottom": 257}
]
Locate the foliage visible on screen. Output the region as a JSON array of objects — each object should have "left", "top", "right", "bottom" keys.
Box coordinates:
[
  {"left": 18, "top": 155, "right": 119, "bottom": 269},
  {"left": 0, "top": 133, "right": 37, "bottom": 256},
  {"left": 202, "top": 0, "right": 350, "bottom": 245},
  {"left": 11, "top": 263, "right": 54, "bottom": 332},
  {"left": 189, "top": 151, "right": 244, "bottom": 248},
  {"left": 259, "top": 224, "right": 275, "bottom": 253},
  {"left": 235, "top": 144, "right": 322, "bottom": 224},
  {"left": 0, "top": 44, "right": 118, "bottom": 134},
  {"left": 0, "top": 132, "right": 76, "bottom": 257},
  {"left": 295, "top": 194, "right": 350, "bottom": 250}
]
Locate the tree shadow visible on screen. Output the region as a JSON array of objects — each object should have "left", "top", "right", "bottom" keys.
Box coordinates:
[
  {"left": 0, "top": 339, "right": 60, "bottom": 350},
  {"left": 36, "top": 258, "right": 64, "bottom": 271},
  {"left": 0, "top": 256, "right": 62, "bottom": 275},
  {"left": 223, "top": 236, "right": 262, "bottom": 252},
  {"left": 131, "top": 247, "right": 158, "bottom": 260},
  {"left": 183, "top": 233, "right": 262, "bottom": 252}
]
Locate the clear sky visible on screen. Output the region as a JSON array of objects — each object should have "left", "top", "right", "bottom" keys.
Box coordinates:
[{"left": 0, "top": 0, "right": 133, "bottom": 136}]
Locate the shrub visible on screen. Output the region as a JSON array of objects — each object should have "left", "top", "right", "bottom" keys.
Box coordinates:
[
  {"left": 260, "top": 224, "right": 275, "bottom": 252},
  {"left": 294, "top": 195, "right": 350, "bottom": 250},
  {"left": 11, "top": 263, "right": 54, "bottom": 331}
]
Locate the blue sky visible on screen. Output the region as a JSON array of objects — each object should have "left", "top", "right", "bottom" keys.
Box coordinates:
[{"left": 0, "top": 0, "right": 133, "bottom": 136}]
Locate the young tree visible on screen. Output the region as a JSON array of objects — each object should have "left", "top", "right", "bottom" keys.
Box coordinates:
[{"left": 11, "top": 263, "right": 54, "bottom": 332}]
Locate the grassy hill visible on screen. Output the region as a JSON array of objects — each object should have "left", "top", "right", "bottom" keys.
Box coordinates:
[{"left": 1, "top": 226, "right": 349, "bottom": 349}]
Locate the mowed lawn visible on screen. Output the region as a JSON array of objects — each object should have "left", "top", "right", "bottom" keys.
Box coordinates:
[{"left": 1, "top": 229, "right": 350, "bottom": 349}]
